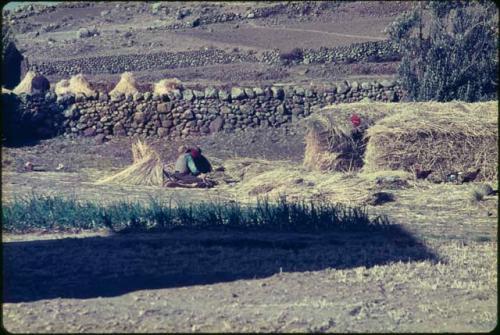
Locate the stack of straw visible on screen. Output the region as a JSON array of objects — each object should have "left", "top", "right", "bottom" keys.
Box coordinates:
[
  {"left": 363, "top": 101, "right": 498, "bottom": 181},
  {"left": 95, "top": 140, "right": 164, "bottom": 186}
]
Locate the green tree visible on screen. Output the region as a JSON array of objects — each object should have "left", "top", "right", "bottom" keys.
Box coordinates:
[{"left": 385, "top": 1, "right": 498, "bottom": 102}]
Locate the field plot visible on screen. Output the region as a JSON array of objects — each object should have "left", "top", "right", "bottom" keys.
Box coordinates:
[{"left": 2, "top": 1, "right": 497, "bottom": 333}]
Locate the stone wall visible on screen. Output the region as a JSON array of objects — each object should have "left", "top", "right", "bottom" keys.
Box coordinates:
[
  {"left": 4, "top": 80, "right": 402, "bottom": 142},
  {"left": 31, "top": 49, "right": 259, "bottom": 77},
  {"left": 31, "top": 40, "right": 401, "bottom": 77}
]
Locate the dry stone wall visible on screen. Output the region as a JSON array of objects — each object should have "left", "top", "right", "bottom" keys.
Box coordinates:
[
  {"left": 31, "top": 42, "right": 400, "bottom": 77},
  {"left": 4, "top": 80, "right": 402, "bottom": 142}
]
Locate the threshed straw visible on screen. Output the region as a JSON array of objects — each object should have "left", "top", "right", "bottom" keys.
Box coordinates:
[
  {"left": 109, "top": 72, "right": 139, "bottom": 97},
  {"left": 12, "top": 71, "right": 37, "bottom": 95},
  {"left": 55, "top": 74, "right": 96, "bottom": 97},
  {"left": 363, "top": 101, "right": 498, "bottom": 181},
  {"left": 153, "top": 78, "right": 183, "bottom": 96},
  {"left": 303, "top": 102, "right": 395, "bottom": 172},
  {"left": 95, "top": 140, "right": 164, "bottom": 186}
]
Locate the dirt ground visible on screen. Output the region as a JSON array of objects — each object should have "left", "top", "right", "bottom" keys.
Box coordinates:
[
  {"left": 2, "top": 132, "right": 498, "bottom": 333},
  {"left": 9, "top": 1, "right": 402, "bottom": 86},
  {"left": 2, "top": 1, "right": 497, "bottom": 333}
]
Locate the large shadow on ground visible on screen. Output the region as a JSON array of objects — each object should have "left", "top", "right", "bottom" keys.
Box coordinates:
[{"left": 3, "top": 225, "right": 438, "bottom": 303}]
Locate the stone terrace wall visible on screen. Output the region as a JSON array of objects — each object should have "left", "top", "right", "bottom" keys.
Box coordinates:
[
  {"left": 31, "top": 50, "right": 259, "bottom": 77},
  {"left": 4, "top": 80, "right": 402, "bottom": 142},
  {"left": 31, "top": 41, "right": 400, "bottom": 77}
]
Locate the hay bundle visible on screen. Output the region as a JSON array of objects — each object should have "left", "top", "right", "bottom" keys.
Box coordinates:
[
  {"left": 364, "top": 101, "right": 498, "bottom": 181},
  {"left": 153, "top": 78, "right": 183, "bottom": 96},
  {"left": 303, "top": 102, "right": 396, "bottom": 172},
  {"left": 54, "top": 79, "right": 71, "bottom": 95},
  {"left": 95, "top": 140, "right": 164, "bottom": 186},
  {"left": 109, "top": 72, "right": 139, "bottom": 97},
  {"left": 12, "top": 71, "right": 50, "bottom": 95},
  {"left": 68, "top": 73, "right": 96, "bottom": 96}
]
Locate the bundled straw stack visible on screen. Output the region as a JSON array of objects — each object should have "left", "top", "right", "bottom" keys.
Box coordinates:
[
  {"left": 153, "top": 78, "right": 183, "bottom": 96},
  {"left": 303, "top": 102, "right": 396, "bottom": 172},
  {"left": 109, "top": 72, "right": 139, "bottom": 97},
  {"left": 95, "top": 140, "right": 164, "bottom": 186},
  {"left": 364, "top": 101, "right": 498, "bottom": 181},
  {"left": 55, "top": 73, "right": 96, "bottom": 97},
  {"left": 12, "top": 71, "right": 50, "bottom": 95}
]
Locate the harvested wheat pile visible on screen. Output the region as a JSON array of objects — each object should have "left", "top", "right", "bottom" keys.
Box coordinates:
[
  {"left": 55, "top": 74, "right": 96, "bottom": 97},
  {"left": 153, "top": 78, "right": 183, "bottom": 96},
  {"left": 109, "top": 72, "right": 139, "bottom": 97},
  {"left": 364, "top": 101, "right": 498, "bottom": 181},
  {"left": 303, "top": 102, "right": 398, "bottom": 172},
  {"left": 95, "top": 140, "right": 164, "bottom": 186},
  {"left": 13, "top": 71, "right": 51, "bottom": 95},
  {"left": 54, "top": 79, "right": 71, "bottom": 95}
]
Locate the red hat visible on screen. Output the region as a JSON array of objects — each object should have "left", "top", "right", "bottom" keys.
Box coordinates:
[
  {"left": 190, "top": 147, "right": 201, "bottom": 158},
  {"left": 350, "top": 114, "right": 361, "bottom": 127}
]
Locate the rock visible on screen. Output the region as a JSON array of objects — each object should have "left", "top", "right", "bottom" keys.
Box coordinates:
[
  {"left": 385, "top": 90, "right": 396, "bottom": 102},
  {"left": 209, "top": 116, "right": 224, "bottom": 132},
  {"left": 219, "top": 90, "right": 230, "bottom": 101},
  {"left": 364, "top": 192, "right": 395, "bottom": 206},
  {"left": 95, "top": 134, "right": 106, "bottom": 144},
  {"left": 182, "top": 89, "right": 194, "bottom": 101},
  {"left": 276, "top": 104, "right": 288, "bottom": 115},
  {"left": 271, "top": 87, "right": 284, "bottom": 100},
  {"left": 157, "top": 102, "right": 173, "bottom": 113},
  {"left": 361, "top": 82, "right": 372, "bottom": 90},
  {"left": 182, "top": 109, "right": 194, "bottom": 119},
  {"left": 336, "top": 81, "right": 350, "bottom": 94},
  {"left": 380, "top": 79, "right": 396, "bottom": 88},
  {"left": 247, "top": 12, "right": 255, "bottom": 19},
  {"left": 244, "top": 88, "right": 256, "bottom": 99},
  {"left": 193, "top": 89, "right": 205, "bottom": 99},
  {"left": 220, "top": 106, "right": 231, "bottom": 114},
  {"left": 133, "top": 112, "right": 145, "bottom": 123},
  {"left": 162, "top": 119, "right": 173, "bottom": 128},
  {"left": 294, "top": 87, "right": 305, "bottom": 96},
  {"left": 204, "top": 87, "right": 218, "bottom": 99},
  {"left": 63, "top": 105, "right": 79, "bottom": 119},
  {"left": 157, "top": 127, "right": 169, "bottom": 137},
  {"left": 100, "top": 10, "right": 110, "bottom": 16},
  {"left": 231, "top": 87, "right": 246, "bottom": 100},
  {"left": 83, "top": 127, "right": 96, "bottom": 137},
  {"left": 253, "top": 87, "right": 264, "bottom": 96},
  {"left": 350, "top": 81, "right": 360, "bottom": 92},
  {"left": 168, "top": 89, "right": 182, "bottom": 100}
]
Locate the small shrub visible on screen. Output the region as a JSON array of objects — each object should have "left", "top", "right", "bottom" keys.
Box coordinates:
[{"left": 279, "top": 48, "right": 304, "bottom": 64}]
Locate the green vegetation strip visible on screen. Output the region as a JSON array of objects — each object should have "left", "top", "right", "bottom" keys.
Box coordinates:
[{"left": 2, "top": 194, "right": 390, "bottom": 233}]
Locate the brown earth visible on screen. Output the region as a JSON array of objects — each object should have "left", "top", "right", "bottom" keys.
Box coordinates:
[{"left": 2, "top": 1, "right": 497, "bottom": 333}]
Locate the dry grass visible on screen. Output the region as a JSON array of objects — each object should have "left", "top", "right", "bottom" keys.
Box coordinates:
[
  {"left": 303, "top": 102, "right": 398, "bottom": 172},
  {"left": 221, "top": 158, "right": 411, "bottom": 205},
  {"left": 109, "top": 72, "right": 139, "bottom": 97},
  {"left": 364, "top": 101, "right": 498, "bottom": 181},
  {"left": 13, "top": 71, "right": 37, "bottom": 95},
  {"left": 95, "top": 140, "right": 164, "bottom": 186},
  {"left": 153, "top": 78, "right": 183, "bottom": 97},
  {"left": 55, "top": 74, "right": 96, "bottom": 97}
]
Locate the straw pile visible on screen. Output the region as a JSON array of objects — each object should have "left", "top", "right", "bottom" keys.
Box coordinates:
[
  {"left": 303, "top": 102, "right": 397, "bottom": 172},
  {"left": 95, "top": 140, "right": 164, "bottom": 186},
  {"left": 364, "top": 101, "right": 498, "bottom": 181},
  {"left": 153, "top": 78, "right": 183, "bottom": 96},
  {"left": 12, "top": 71, "right": 51, "bottom": 95},
  {"left": 55, "top": 74, "right": 96, "bottom": 97},
  {"left": 109, "top": 72, "right": 139, "bottom": 97}
]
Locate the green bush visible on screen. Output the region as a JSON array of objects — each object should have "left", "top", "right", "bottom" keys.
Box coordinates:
[
  {"left": 2, "top": 194, "right": 390, "bottom": 233},
  {"left": 385, "top": 1, "right": 498, "bottom": 102}
]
